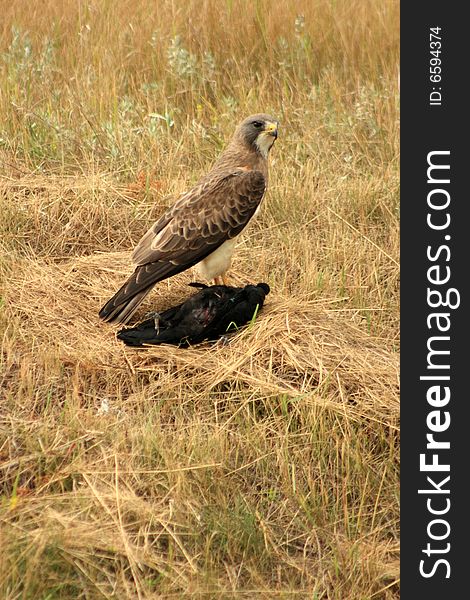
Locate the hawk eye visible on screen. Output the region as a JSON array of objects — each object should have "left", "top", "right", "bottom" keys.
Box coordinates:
[{"left": 252, "top": 121, "right": 263, "bottom": 129}]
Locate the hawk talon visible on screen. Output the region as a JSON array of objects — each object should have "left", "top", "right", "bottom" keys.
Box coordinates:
[{"left": 143, "top": 310, "right": 160, "bottom": 320}]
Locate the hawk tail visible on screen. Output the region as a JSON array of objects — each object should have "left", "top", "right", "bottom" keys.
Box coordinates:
[
  {"left": 99, "top": 285, "right": 153, "bottom": 324},
  {"left": 99, "top": 260, "right": 187, "bottom": 324}
]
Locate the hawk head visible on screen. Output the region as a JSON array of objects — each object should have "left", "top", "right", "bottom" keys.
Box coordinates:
[{"left": 235, "top": 113, "right": 279, "bottom": 158}]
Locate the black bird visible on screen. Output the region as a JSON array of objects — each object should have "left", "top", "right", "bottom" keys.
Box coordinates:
[{"left": 116, "top": 282, "right": 270, "bottom": 347}]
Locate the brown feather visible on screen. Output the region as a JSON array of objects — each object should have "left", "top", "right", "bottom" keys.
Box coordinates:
[{"left": 99, "top": 113, "right": 277, "bottom": 323}]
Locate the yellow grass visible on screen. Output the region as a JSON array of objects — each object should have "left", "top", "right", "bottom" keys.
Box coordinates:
[{"left": 0, "top": 1, "right": 399, "bottom": 598}]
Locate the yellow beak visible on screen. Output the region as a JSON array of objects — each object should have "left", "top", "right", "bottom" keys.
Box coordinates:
[{"left": 264, "top": 121, "right": 278, "bottom": 137}]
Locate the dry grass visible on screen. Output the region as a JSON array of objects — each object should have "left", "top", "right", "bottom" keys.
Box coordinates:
[{"left": 0, "top": 1, "right": 399, "bottom": 598}]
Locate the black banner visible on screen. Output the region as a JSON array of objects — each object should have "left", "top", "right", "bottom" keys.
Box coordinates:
[{"left": 401, "top": 3, "right": 467, "bottom": 597}]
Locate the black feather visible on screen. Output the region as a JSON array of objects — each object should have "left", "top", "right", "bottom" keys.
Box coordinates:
[{"left": 116, "top": 283, "right": 270, "bottom": 347}]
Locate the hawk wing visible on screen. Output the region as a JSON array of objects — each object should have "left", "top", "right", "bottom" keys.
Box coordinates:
[{"left": 99, "top": 168, "right": 266, "bottom": 323}]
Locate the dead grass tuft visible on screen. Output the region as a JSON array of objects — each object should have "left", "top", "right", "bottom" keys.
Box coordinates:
[{"left": 3, "top": 251, "right": 398, "bottom": 426}]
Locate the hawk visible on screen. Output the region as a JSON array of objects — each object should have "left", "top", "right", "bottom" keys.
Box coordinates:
[{"left": 99, "top": 113, "right": 279, "bottom": 324}]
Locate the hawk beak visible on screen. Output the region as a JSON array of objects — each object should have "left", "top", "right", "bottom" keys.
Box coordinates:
[{"left": 264, "top": 122, "right": 278, "bottom": 139}]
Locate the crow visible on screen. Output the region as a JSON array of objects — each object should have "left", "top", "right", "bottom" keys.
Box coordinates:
[{"left": 116, "top": 282, "right": 270, "bottom": 347}]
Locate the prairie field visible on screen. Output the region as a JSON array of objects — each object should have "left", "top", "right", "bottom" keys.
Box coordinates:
[{"left": 0, "top": 1, "right": 400, "bottom": 598}]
